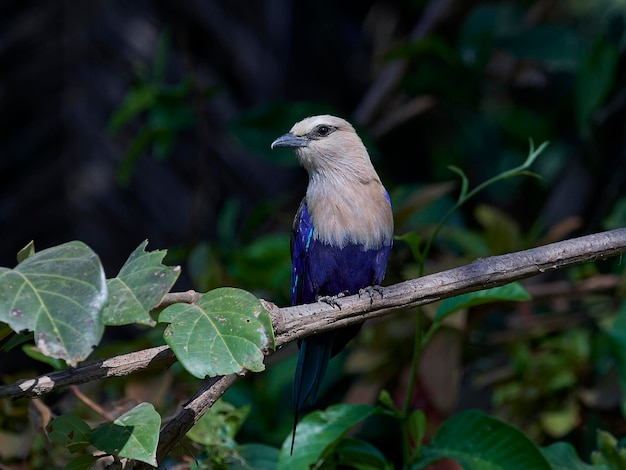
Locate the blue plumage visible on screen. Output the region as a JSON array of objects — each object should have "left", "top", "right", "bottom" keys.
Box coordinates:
[
  {"left": 271, "top": 114, "right": 394, "bottom": 454},
  {"left": 291, "top": 200, "right": 392, "bottom": 411}
]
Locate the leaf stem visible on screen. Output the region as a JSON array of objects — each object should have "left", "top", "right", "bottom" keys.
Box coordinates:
[{"left": 401, "top": 140, "right": 548, "bottom": 458}]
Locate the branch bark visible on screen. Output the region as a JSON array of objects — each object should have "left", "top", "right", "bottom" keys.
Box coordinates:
[{"left": 1, "top": 228, "right": 625, "bottom": 465}]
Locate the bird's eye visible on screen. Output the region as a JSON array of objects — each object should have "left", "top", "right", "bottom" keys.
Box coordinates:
[{"left": 316, "top": 125, "right": 332, "bottom": 137}]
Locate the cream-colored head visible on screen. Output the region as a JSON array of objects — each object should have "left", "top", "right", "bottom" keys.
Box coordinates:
[
  {"left": 272, "top": 115, "right": 393, "bottom": 249},
  {"left": 271, "top": 115, "right": 376, "bottom": 181}
]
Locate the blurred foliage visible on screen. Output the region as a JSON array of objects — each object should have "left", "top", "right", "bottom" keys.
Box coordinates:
[
  {"left": 106, "top": 30, "right": 201, "bottom": 185},
  {"left": 2, "top": 0, "right": 626, "bottom": 468}
]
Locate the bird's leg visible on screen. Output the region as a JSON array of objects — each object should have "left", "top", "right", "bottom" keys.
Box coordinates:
[
  {"left": 317, "top": 290, "right": 350, "bottom": 309},
  {"left": 359, "top": 285, "right": 384, "bottom": 307}
]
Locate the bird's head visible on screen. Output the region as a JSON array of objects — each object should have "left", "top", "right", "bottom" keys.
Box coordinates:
[{"left": 271, "top": 115, "right": 373, "bottom": 177}]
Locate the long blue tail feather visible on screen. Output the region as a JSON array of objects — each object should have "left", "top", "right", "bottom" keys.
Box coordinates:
[{"left": 291, "top": 334, "right": 333, "bottom": 453}]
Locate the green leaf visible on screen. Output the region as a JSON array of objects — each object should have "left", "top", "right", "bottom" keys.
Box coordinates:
[
  {"left": 277, "top": 404, "right": 377, "bottom": 469},
  {"left": 378, "top": 389, "right": 401, "bottom": 416},
  {"left": 107, "top": 85, "right": 155, "bottom": 134},
  {"left": 89, "top": 402, "right": 160, "bottom": 467},
  {"left": 160, "top": 287, "right": 274, "bottom": 378},
  {"left": 102, "top": 240, "right": 180, "bottom": 326},
  {"left": 2, "top": 331, "right": 31, "bottom": 351},
  {"left": 17, "top": 241, "right": 35, "bottom": 264},
  {"left": 542, "top": 442, "right": 602, "bottom": 470},
  {"left": 414, "top": 410, "right": 551, "bottom": 469},
  {"left": 23, "top": 344, "right": 66, "bottom": 369},
  {"left": 186, "top": 399, "right": 250, "bottom": 448},
  {"left": 232, "top": 444, "right": 280, "bottom": 470},
  {"left": 334, "top": 437, "right": 391, "bottom": 469},
  {"left": 46, "top": 415, "right": 92, "bottom": 453},
  {"left": 435, "top": 283, "right": 531, "bottom": 322},
  {"left": 591, "top": 430, "right": 626, "bottom": 468},
  {"left": 64, "top": 454, "right": 101, "bottom": 470},
  {"left": 0, "top": 241, "right": 107, "bottom": 366},
  {"left": 0, "top": 322, "right": 19, "bottom": 347},
  {"left": 407, "top": 409, "right": 427, "bottom": 456}
]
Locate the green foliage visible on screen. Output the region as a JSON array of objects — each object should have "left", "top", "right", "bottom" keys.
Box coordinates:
[
  {"left": 103, "top": 240, "right": 180, "bottom": 326},
  {"left": 90, "top": 402, "right": 161, "bottom": 466},
  {"left": 414, "top": 410, "right": 552, "bottom": 469},
  {"left": 492, "top": 329, "right": 590, "bottom": 439},
  {"left": 592, "top": 430, "right": 626, "bottom": 468},
  {"left": 160, "top": 287, "right": 273, "bottom": 378},
  {"left": 0, "top": 240, "right": 276, "bottom": 468},
  {"left": 187, "top": 399, "right": 250, "bottom": 449},
  {"left": 435, "top": 283, "right": 531, "bottom": 322},
  {"left": 4, "top": 1, "right": 626, "bottom": 468},
  {"left": 107, "top": 30, "right": 200, "bottom": 185},
  {"left": 277, "top": 404, "right": 378, "bottom": 469},
  {"left": 0, "top": 241, "right": 107, "bottom": 366},
  {"left": 46, "top": 403, "right": 161, "bottom": 467},
  {"left": 46, "top": 415, "right": 91, "bottom": 453}
]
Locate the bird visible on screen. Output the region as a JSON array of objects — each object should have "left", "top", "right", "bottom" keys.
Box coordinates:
[{"left": 271, "top": 115, "right": 394, "bottom": 452}]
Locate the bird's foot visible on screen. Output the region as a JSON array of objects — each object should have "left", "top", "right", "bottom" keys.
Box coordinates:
[
  {"left": 317, "top": 290, "right": 350, "bottom": 309},
  {"left": 359, "top": 285, "right": 384, "bottom": 306}
]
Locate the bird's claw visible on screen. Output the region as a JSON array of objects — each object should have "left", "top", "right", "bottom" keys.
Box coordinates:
[
  {"left": 359, "top": 285, "right": 384, "bottom": 306},
  {"left": 317, "top": 290, "right": 349, "bottom": 309}
]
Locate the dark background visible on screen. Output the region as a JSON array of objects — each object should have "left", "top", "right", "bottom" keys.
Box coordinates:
[
  {"left": 1, "top": 0, "right": 626, "bottom": 462},
  {"left": 3, "top": 1, "right": 623, "bottom": 281}
]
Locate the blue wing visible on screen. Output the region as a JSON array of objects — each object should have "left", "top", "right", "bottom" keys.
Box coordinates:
[
  {"left": 291, "top": 199, "right": 391, "bottom": 305},
  {"left": 290, "top": 197, "right": 392, "bottom": 419}
]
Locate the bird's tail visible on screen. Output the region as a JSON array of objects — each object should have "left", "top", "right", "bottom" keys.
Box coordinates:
[{"left": 291, "top": 334, "right": 334, "bottom": 454}]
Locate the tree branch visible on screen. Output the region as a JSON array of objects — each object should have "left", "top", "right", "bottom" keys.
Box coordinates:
[
  {"left": 269, "top": 228, "right": 626, "bottom": 347},
  {"left": 0, "top": 346, "right": 176, "bottom": 399},
  {"left": 1, "top": 229, "right": 624, "bottom": 400},
  {"left": 1, "top": 228, "right": 625, "bottom": 466}
]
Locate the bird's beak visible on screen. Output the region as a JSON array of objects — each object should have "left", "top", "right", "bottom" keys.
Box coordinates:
[{"left": 271, "top": 133, "right": 309, "bottom": 150}]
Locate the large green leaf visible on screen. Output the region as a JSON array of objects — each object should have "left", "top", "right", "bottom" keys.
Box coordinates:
[
  {"left": 414, "top": 410, "right": 551, "bottom": 469},
  {"left": 277, "top": 404, "right": 378, "bottom": 469},
  {"left": 89, "top": 402, "right": 160, "bottom": 467},
  {"left": 0, "top": 241, "right": 107, "bottom": 365},
  {"left": 103, "top": 240, "right": 179, "bottom": 326},
  {"left": 159, "top": 287, "right": 274, "bottom": 378},
  {"left": 435, "top": 282, "right": 531, "bottom": 322}
]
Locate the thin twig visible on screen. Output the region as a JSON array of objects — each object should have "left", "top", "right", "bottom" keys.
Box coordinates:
[{"left": 69, "top": 385, "right": 114, "bottom": 420}]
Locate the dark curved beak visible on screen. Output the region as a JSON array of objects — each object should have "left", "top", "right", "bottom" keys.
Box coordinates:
[{"left": 271, "top": 133, "right": 309, "bottom": 150}]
